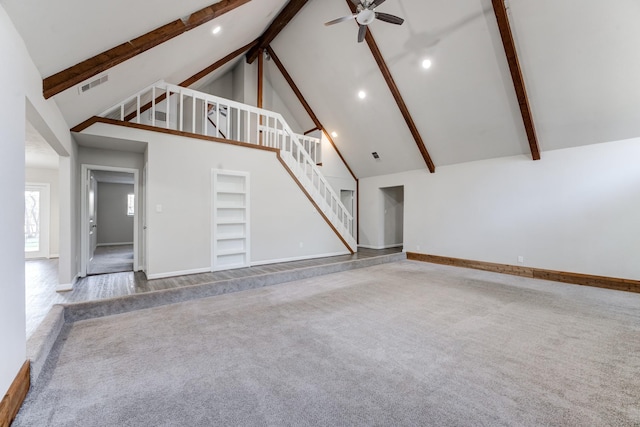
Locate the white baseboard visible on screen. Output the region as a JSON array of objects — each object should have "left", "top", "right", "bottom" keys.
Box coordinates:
[
  {"left": 56, "top": 274, "right": 78, "bottom": 292},
  {"left": 251, "top": 251, "right": 351, "bottom": 266},
  {"left": 96, "top": 242, "right": 133, "bottom": 247},
  {"left": 358, "top": 244, "right": 403, "bottom": 250},
  {"left": 146, "top": 267, "right": 211, "bottom": 280}
]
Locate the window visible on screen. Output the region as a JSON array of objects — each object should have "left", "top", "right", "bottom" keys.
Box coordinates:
[{"left": 127, "top": 194, "right": 135, "bottom": 216}]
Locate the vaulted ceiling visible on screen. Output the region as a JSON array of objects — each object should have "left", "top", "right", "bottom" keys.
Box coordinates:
[{"left": 3, "top": 0, "right": 639, "bottom": 178}]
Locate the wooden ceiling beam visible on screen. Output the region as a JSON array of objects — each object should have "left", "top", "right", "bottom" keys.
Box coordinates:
[
  {"left": 491, "top": 0, "right": 541, "bottom": 160},
  {"left": 346, "top": 1, "right": 435, "bottom": 173},
  {"left": 246, "top": 0, "right": 310, "bottom": 64},
  {"left": 42, "top": 0, "right": 251, "bottom": 99},
  {"left": 266, "top": 46, "right": 358, "bottom": 181}
]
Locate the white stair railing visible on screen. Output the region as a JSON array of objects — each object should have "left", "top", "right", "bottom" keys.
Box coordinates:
[{"left": 99, "top": 81, "right": 355, "bottom": 251}]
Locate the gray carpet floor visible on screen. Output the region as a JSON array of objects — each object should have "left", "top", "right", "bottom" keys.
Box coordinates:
[
  {"left": 87, "top": 245, "right": 134, "bottom": 275},
  {"left": 15, "top": 260, "right": 640, "bottom": 426}
]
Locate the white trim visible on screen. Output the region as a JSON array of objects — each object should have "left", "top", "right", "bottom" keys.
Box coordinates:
[
  {"left": 56, "top": 274, "right": 79, "bottom": 292},
  {"left": 250, "top": 251, "right": 351, "bottom": 266},
  {"left": 25, "top": 182, "right": 51, "bottom": 259},
  {"left": 358, "top": 244, "right": 403, "bottom": 250},
  {"left": 96, "top": 242, "right": 134, "bottom": 247},
  {"left": 146, "top": 267, "right": 211, "bottom": 280},
  {"left": 81, "top": 164, "right": 140, "bottom": 277},
  {"left": 49, "top": 254, "right": 59, "bottom": 259}
]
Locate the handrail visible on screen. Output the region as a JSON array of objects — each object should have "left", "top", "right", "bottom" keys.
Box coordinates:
[{"left": 99, "top": 81, "right": 355, "bottom": 247}]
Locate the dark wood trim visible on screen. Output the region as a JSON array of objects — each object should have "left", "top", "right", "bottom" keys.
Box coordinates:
[
  {"left": 346, "top": 1, "right": 435, "bottom": 173},
  {"left": 407, "top": 252, "right": 640, "bottom": 294},
  {"left": 246, "top": 0, "right": 310, "bottom": 64},
  {"left": 491, "top": 0, "right": 541, "bottom": 161},
  {"left": 304, "top": 127, "right": 320, "bottom": 135},
  {"left": 43, "top": 0, "right": 251, "bottom": 99},
  {"left": 0, "top": 361, "right": 30, "bottom": 427},
  {"left": 266, "top": 46, "right": 358, "bottom": 181},
  {"left": 257, "top": 49, "right": 264, "bottom": 108},
  {"left": 276, "top": 154, "right": 355, "bottom": 254},
  {"left": 72, "top": 116, "right": 103, "bottom": 133},
  {"left": 180, "top": 39, "right": 259, "bottom": 88},
  {"left": 72, "top": 117, "right": 278, "bottom": 153}
]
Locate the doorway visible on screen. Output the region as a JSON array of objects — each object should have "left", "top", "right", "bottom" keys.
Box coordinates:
[
  {"left": 81, "top": 165, "right": 139, "bottom": 276},
  {"left": 24, "top": 183, "right": 50, "bottom": 259},
  {"left": 380, "top": 186, "right": 404, "bottom": 249}
]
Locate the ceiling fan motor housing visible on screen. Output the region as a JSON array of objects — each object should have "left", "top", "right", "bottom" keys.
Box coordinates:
[{"left": 356, "top": 9, "right": 376, "bottom": 25}]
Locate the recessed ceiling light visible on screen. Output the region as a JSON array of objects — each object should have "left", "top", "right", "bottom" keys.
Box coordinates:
[
  {"left": 212, "top": 26, "right": 222, "bottom": 35},
  {"left": 358, "top": 90, "right": 367, "bottom": 99},
  {"left": 331, "top": 131, "right": 338, "bottom": 138},
  {"left": 422, "top": 59, "right": 432, "bottom": 70}
]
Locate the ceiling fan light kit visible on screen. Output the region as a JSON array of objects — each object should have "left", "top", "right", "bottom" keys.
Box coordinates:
[{"left": 325, "top": 0, "right": 404, "bottom": 43}]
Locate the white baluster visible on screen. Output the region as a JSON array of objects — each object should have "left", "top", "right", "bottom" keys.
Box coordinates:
[
  {"left": 179, "top": 92, "right": 183, "bottom": 132},
  {"left": 136, "top": 95, "right": 141, "bottom": 124},
  {"left": 151, "top": 87, "right": 156, "bottom": 127}
]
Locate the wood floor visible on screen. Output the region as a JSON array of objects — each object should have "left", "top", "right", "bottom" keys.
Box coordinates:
[{"left": 25, "top": 247, "right": 402, "bottom": 339}]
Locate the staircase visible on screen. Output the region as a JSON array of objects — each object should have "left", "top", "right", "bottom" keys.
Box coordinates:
[{"left": 99, "top": 81, "right": 356, "bottom": 252}]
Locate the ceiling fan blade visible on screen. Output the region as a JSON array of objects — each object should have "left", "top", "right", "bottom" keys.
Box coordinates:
[
  {"left": 358, "top": 25, "right": 367, "bottom": 43},
  {"left": 371, "top": 0, "right": 387, "bottom": 8},
  {"left": 375, "top": 12, "right": 404, "bottom": 25},
  {"left": 324, "top": 14, "right": 357, "bottom": 26}
]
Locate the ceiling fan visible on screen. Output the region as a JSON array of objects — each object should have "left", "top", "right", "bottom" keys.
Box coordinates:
[{"left": 324, "top": 0, "right": 405, "bottom": 43}]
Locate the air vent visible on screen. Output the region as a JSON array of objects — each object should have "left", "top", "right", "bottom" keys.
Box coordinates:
[
  {"left": 150, "top": 111, "right": 167, "bottom": 122},
  {"left": 78, "top": 75, "right": 108, "bottom": 94}
]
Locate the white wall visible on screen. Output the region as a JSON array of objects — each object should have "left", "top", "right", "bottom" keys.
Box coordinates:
[
  {"left": 81, "top": 123, "right": 349, "bottom": 278},
  {"left": 97, "top": 183, "right": 134, "bottom": 245},
  {"left": 263, "top": 77, "right": 304, "bottom": 134},
  {"left": 201, "top": 71, "right": 234, "bottom": 100},
  {"left": 360, "top": 138, "right": 640, "bottom": 280},
  {"left": 25, "top": 167, "right": 60, "bottom": 256},
  {"left": 0, "top": 4, "right": 73, "bottom": 397}
]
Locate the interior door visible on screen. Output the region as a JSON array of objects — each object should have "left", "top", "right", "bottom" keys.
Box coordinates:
[
  {"left": 24, "top": 183, "right": 50, "bottom": 259},
  {"left": 88, "top": 172, "right": 98, "bottom": 261},
  {"left": 142, "top": 164, "right": 148, "bottom": 273}
]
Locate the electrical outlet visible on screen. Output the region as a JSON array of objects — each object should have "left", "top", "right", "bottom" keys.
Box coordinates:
[
  {"left": 299, "top": 242, "right": 304, "bottom": 248},
  {"left": 416, "top": 245, "right": 421, "bottom": 251},
  {"left": 517, "top": 255, "right": 524, "bottom": 264}
]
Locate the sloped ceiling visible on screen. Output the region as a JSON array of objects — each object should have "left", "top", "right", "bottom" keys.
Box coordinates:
[
  {"left": 508, "top": 0, "right": 640, "bottom": 151},
  {"left": 2, "top": 0, "right": 288, "bottom": 127},
  {"left": 272, "top": 0, "right": 531, "bottom": 177},
  {"left": 3, "top": 0, "right": 639, "bottom": 178}
]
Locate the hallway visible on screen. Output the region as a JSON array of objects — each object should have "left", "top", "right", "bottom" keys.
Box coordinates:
[{"left": 87, "top": 244, "right": 133, "bottom": 275}]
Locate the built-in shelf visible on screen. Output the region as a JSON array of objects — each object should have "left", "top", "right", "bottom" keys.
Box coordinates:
[
  {"left": 217, "top": 249, "right": 247, "bottom": 257},
  {"left": 217, "top": 234, "right": 247, "bottom": 241},
  {"left": 217, "top": 204, "right": 246, "bottom": 209},
  {"left": 212, "top": 170, "right": 250, "bottom": 271}
]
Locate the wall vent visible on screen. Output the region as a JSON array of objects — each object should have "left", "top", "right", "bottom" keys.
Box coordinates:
[{"left": 78, "top": 75, "right": 108, "bottom": 94}]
